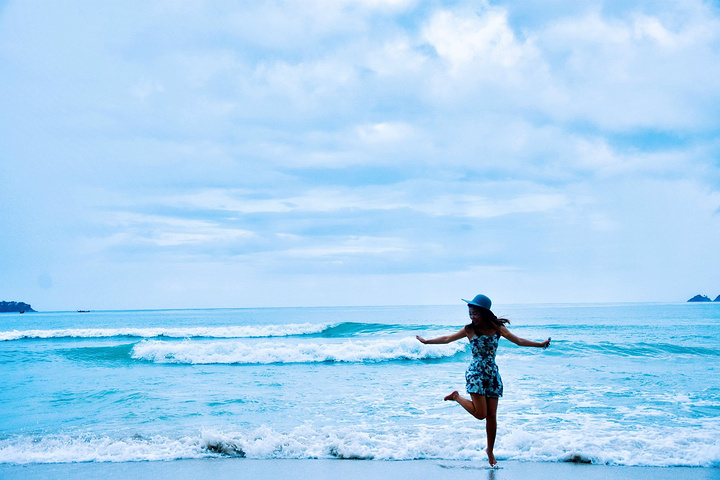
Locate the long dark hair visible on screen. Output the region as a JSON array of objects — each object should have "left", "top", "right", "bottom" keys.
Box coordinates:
[{"left": 465, "top": 305, "right": 510, "bottom": 336}]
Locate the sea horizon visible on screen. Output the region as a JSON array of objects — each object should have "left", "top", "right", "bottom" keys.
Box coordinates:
[{"left": 7, "top": 298, "right": 717, "bottom": 314}]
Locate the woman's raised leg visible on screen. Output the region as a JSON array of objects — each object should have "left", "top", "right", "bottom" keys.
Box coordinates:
[{"left": 444, "top": 391, "right": 488, "bottom": 420}]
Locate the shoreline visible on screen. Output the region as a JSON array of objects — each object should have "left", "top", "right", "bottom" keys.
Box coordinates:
[{"left": 1, "top": 459, "right": 719, "bottom": 480}]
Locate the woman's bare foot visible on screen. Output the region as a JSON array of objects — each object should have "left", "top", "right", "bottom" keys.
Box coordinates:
[
  {"left": 486, "top": 447, "right": 497, "bottom": 467},
  {"left": 444, "top": 390, "right": 459, "bottom": 401}
]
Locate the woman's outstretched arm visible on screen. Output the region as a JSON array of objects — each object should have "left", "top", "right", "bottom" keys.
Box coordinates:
[
  {"left": 500, "top": 326, "right": 550, "bottom": 348},
  {"left": 416, "top": 327, "right": 467, "bottom": 344}
]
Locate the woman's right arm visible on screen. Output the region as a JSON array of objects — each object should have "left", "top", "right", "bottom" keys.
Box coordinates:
[{"left": 416, "top": 327, "right": 467, "bottom": 344}]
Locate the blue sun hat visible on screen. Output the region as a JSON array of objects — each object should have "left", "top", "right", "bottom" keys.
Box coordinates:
[{"left": 462, "top": 294, "right": 492, "bottom": 311}]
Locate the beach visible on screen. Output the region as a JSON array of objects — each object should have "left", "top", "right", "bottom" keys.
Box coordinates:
[
  {"left": 1, "top": 304, "right": 719, "bottom": 472},
  {"left": 3, "top": 4, "right": 720, "bottom": 477},
  {"left": 4, "top": 0, "right": 720, "bottom": 475},
  {"left": 2, "top": 459, "right": 719, "bottom": 480}
]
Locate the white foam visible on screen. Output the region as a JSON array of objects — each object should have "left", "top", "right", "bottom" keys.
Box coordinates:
[
  {"left": 0, "top": 433, "right": 203, "bottom": 464},
  {"left": 1, "top": 423, "right": 719, "bottom": 466},
  {"left": 131, "top": 337, "right": 465, "bottom": 364},
  {"left": 0, "top": 323, "right": 329, "bottom": 341},
  {"left": 496, "top": 418, "right": 720, "bottom": 467}
]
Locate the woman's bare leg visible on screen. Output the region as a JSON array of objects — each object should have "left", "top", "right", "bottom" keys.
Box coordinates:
[
  {"left": 444, "top": 391, "right": 487, "bottom": 420},
  {"left": 485, "top": 397, "right": 499, "bottom": 466}
]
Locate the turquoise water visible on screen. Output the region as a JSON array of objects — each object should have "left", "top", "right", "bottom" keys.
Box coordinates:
[{"left": 0, "top": 303, "right": 719, "bottom": 466}]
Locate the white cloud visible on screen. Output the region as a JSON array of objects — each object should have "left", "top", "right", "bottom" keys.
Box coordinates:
[
  {"left": 422, "top": 7, "right": 528, "bottom": 71},
  {"left": 633, "top": 15, "right": 680, "bottom": 47},
  {"left": 363, "top": 37, "right": 427, "bottom": 77},
  {"left": 416, "top": 193, "right": 568, "bottom": 218},
  {"left": 109, "top": 183, "right": 569, "bottom": 222},
  {"left": 356, "top": 122, "right": 414, "bottom": 143},
  {"left": 98, "top": 212, "right": 256, "bottom": 248},
  {"left": 534, "top": 7, "right": 720, "bottom": 129},
  {"left": 258, "top": 59, "right": 360, "bottom": 113},
  {"left": 280, "top": 236, "right": 407, "bottom": 258}
]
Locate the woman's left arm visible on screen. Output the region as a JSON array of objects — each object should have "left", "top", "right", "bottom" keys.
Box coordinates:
[{"left": 500, "top": 326, "right": 550, "bottom": 348}]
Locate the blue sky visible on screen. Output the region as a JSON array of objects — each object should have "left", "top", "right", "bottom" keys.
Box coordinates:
[{"left": 1, "top": 0, "right": 719, "bottom": 310}]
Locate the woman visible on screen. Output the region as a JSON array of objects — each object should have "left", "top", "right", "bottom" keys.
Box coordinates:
[{"left": 416, "top": 294, "right": 550, "bottom": 466}]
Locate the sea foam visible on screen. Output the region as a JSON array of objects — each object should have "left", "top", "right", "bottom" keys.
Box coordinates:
[
  {"left": 1, "top": 423, "right": 719, "bottom": 466},
  {"left": 130, "top": 337, "right": 465, "bottom": 364},
  {"left": 0, "top": 323, "right": 329, "bottom": 341}
]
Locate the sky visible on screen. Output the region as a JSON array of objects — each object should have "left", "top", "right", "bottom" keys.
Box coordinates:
[{"left": 1, "top": 0, "right": 720, "bottom": 311}]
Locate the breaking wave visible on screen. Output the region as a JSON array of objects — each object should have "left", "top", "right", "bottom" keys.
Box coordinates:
[
  {"left": 1, "top": 423, "right": 718, "bottom": 467},
  {"left": 130, "top": 337, "right": 465, "bottom": 364}
]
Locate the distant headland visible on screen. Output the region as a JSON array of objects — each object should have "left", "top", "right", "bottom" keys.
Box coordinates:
[
  {"left": 687, "top": 294, "right": 720, "bottom": 302},
  {"left": 0, "top": 301, "right": 36, "bottom": 313}
]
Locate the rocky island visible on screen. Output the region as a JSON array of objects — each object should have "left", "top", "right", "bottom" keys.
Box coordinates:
[
  {"left": 0, "top": 301, "right": 36, "bottom": 313},
  {"left": 687, "top": 294, "right": 714, "bottom": 302}
]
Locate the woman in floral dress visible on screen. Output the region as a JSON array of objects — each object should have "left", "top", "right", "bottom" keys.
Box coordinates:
[{"left": 416, "top": 294, "right": 550, "bottom": 466}]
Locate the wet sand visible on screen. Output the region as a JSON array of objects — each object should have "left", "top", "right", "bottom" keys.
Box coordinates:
[{"left": 2, "top": 459, "right": 719, "bottom": 480}]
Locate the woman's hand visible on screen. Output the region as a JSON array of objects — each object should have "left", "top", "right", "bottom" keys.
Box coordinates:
[
  {"left": 416, "top": 335, "right": 427, "bottom": 344},
  {"left": 542, "top": 337, "right": 551, "bottom": 349}
]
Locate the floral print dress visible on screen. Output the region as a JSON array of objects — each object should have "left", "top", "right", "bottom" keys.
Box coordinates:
[{"left": 465, "top": 332, "right": 503, "bottom": 398}]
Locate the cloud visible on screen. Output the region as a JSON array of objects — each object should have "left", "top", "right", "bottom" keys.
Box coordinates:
[
  {"left": 104, "top": 181, "right": 568, "bottom": 219},
  {"left": 422, "top": 7, "right": 529, "bottom": 70},
  {"left": 415, "top": 193, "right": 568, "bottom": 218},
  {"left": 102, "top": 212, "right": 257, "bottom": 247},
  {"left": 533, "top": 6, "right": 720, "bottom": 130},
  {"left": 357, "top": 122, "right": 415, "bottom": 144},
  {"left": 2, "top": 0, "right": 720, "bottom": 309}
]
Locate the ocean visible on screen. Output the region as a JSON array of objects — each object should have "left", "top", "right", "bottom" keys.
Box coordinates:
[{"left": 1, "top": 302, "right": 719, "bottom": 468}]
